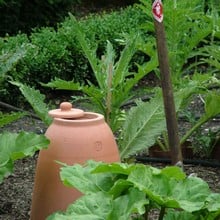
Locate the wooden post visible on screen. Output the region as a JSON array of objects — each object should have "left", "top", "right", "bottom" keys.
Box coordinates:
[{"left": 152, "top": 0, "right": 183, "bottom": 165}]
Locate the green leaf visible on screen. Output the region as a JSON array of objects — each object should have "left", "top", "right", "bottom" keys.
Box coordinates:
[
  {"left": 108, "top": 188, "right": 148, "bottom": 219},
  {"left": 205, "top": 193, "right": 220, "bottom": 212},
  {"left": 93, "top": 162, "right": 135, "bottom": 175},
  {"left": 12, "top": 132, "right": 50, "bottom": 160},
  {"left": 108, "top": 179, "right": 132, "bottom": 198},
  {"left": 204, "top": 93, "right": 220, "bottom": 119},
  {"left": 128, "top": 165, "right": 178, "bottom": 207},
  {"left": 43, "top": 78, "right": 82, "bottom": 90},
  {"left": 164, "top": 210, "right": 198, "bottom": 220},
  {"left": 68, "top": 13, "right": 103, "bottom": 89},
  {"left": 171, "top": 177, "right": 211, "bottom": 212},
  {"left": 48, "top": 192, "right": 112, "bottom": 220},
  {"left": 113, "top": 34, "right": 138, "bottom": 86},
  {"left": 161, "top": 166, "right": 186, "bottom": 180},
  {"left": 51, "top": 161, "right": 220, "bottom": 219},
  {"left": 0, "top": 45, "right": 27, "bottom": 78},
  {"left": 128, "top": 166, "right": 211, "bottom": 212},
  {"left": 119, "top": 91, "right": 166, "bottom": 159},
  {"left": 60, "top": 161, "right": 115, "bottom": 194},
  {"left": 10, "top": 81, "right": 52, "bottom": 125},
  {"left": 0, "top": 131, "right": 49, "bottom": 183},
  {"left": 0, "top": 111, "right": 26, "bottom": 128}
]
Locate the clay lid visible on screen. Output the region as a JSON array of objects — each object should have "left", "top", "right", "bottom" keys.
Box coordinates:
[{"left": 48, "top": 102, "right": 84, "bottom": 119}]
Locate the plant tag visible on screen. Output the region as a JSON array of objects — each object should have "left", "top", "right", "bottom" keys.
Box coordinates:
[{"left": 152, "top": 0, "right": 164, "bottom": 23}]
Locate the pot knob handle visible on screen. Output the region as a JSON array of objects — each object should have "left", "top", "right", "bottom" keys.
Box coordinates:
[{"left": 48, "top": 102, "right": 84, "bottom": 119}]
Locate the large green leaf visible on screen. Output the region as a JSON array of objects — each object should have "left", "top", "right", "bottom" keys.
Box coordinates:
[
  {"left": 68, "top": 13, "right": 103, "bottom": 89},
  {"left": 50, "top": 161, "right": 220, "bottom": 219},
  {"left": 128, "top": 166, "right": 211, "bottom": 212},
  {"left": 171, "top": 177, "right": 211, "bottom": 212},
  {"left": 0, "top": 131, "right": 49, "bottom": 183},
  {"left": 205, "top": 193, "right": 220, "bottom": 212},
  {"left": 48, "top": 192, "right": 112, "bottom": 220},
  {"left": 119, "top": 91, "right": 166, "bottom": 159},
  {"left": 108, "top": 187, "right": 148, "bottom": 220},
  {"left": 164, "top": 210, "right": 198, "bottom": 220},
  {"left": 60, "top": 161, "right": 115, "bottom": 194}
]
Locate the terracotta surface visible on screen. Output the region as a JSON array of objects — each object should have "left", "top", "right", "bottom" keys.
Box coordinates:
[{"left": 30, "top": 102, "right": 120, "bottom": 220}]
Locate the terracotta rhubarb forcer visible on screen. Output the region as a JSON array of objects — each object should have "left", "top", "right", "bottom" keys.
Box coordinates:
[{"left": 30, "top": 102, "right": 120, "bottom": 220}]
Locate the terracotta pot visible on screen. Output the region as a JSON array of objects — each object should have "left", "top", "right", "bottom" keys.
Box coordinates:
[{"left": 30, "top": 102, "right": 120, "bottom": 220}]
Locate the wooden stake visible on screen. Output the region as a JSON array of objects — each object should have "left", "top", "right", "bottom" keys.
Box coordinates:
[{"left": 152, "top": 0, "right": 183, "bottom": 165}]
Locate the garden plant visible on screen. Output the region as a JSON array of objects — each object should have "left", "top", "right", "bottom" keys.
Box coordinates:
[
  {"left": 48, "top": 160, "right": 220, "bottom": 220},
  {"left": 0, "top": 51, "right": 49, "bottom": 184},
  {"left": 9, "top": 0, "right": 220, "bottom": 160},
  {"left": 0, "top": 0, "right": 220, "bottom": 219}
]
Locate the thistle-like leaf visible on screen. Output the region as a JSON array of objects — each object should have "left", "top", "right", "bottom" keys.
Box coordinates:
[
  {"left": 119, "top": 91, "right": 166, "bottom": 159},
  {"left": 0, "top": 111, "right": 26, "bottom": 127},
  {"left": 10, "top": 81, "right": 52, "bottom": 125}
]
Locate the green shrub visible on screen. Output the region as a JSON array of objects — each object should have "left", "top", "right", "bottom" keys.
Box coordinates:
[{"left": 0, "top": 6, "right": 148, "bottom": 106}]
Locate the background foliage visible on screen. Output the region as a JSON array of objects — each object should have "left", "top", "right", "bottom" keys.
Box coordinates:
[
  {"left": 0, "top": 0, "right": 80, "bottom": 36},
  {"left": 0, "top": 6, "right": 147, "bottom": 106}
]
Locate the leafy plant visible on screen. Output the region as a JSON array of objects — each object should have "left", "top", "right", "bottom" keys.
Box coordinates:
[
  {"left": 44, "top": 14, "right": 158, "bottom": 132},
  {"left": 0, "top": 6, "right": 149, "bottom": 105},
  {"left": 118, "top": 90, "right": 166, "bottom": 159},
  {"left": 0, "top": 43, "right": 28, "bottom": 96},
  {"left": 0, "top": 42, "right": 29, "bottom": 134},
  {"left": 0, "top": 131, "right": 49, "bottom": 183},
  {"left": 118, "top": 73, "right": 220, "bottom": 159},
  {"left": 138, "top": 0, "right": 214, "bottom": 83},
  {"left": 181, "top": 92, "right": 220, "bottom": 157},
  {"left": 48, "top": 160, "right": 220, "bottom": 219}
]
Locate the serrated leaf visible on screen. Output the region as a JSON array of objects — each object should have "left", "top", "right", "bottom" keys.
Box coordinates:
[
  {"left": 0, "top": 111, "right": 26, "bottom": 128},
  {"left": 119, "top": 91, "right": 166, "bottom": 159},
  {"left": 10, "top": 81, "right": 52, "bottom": 125},
  {"left": 43, "top": 78, "right": 82, "bottom": 90},
  {"left": 0, "top": 45, "right": 27, "bottom": 78}
]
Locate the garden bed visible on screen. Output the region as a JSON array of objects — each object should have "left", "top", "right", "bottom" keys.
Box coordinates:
[{"left": 0, "top": 116, "right": 220, "bottom": 220}]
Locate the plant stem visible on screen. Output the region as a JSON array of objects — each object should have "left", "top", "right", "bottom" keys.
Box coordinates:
[
  {"left": 180, "top": 116, "right": 209, "bottom": 145},
  {"left": 143, "top": 204, "right": 149, "bottom": 220},
  {"left": 158, "top": 207, "right": 166, "bottom": 220}
]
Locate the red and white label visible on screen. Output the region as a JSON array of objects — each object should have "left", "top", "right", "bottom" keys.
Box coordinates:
[{"left": 152, "top": 0, "right": 163, "bottom": 23}]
